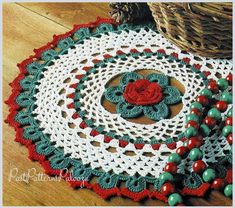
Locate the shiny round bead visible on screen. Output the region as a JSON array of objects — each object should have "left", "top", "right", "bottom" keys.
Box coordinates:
[
  {"left": 222, "top": 125, "right": 232, "bottom": 137},
  {"left": 227, "top": 108, "right": 233, "bottom": 117},
  {"left": 185, "top": 126, "right": 198, "bottom": 138},
  {"left": 190, "top": 108, "right": 202, "bottom": 117},
  {"left": 200, "top": 124, "right": 211, "bottom": 137},
  {"left": 159, "top": 172, "right": 174, "bottom": 183},
  {"left": 208, "top": 81, "right": 219, "bottom": 93},
  {"left": 190, "top": 102, "right": 203, "bottom": 111},
  {"left": 203, "top": 116, "right": 216, "bottom": 128},
  {"left": 224, "top": 184, "right": 232, "bottom": 197},
  {"left": 186, "top": 120, "right": 199, "bottom": 129},
  {"left": 186, "top": 114, "right": 200, "bottom": 123},
  {"left": 221, "top": 92, "right": 232, "bottom": 104},
  {"left": 189, "top": 148, "right": 203, "bottom": 161},
  {"left": 196, "top": 95, "right": 209, "bottom": 106},
  {"left": 202, "top": 168, "right": 216, "bottom": 182},
  {"left": 164, "top": 162, "right": 177, "bottom": 174},
  {"left": 161, "top": 182, "right": 175, "bottom": 196},
  {"left": 168, "top": 193, "right": 183, "bottom": 206},
  {"left": 226, "top": 133, "right": 233, "bottom": 145},
  {"left": 225, "top": 117, "right": 232, "bottom": 126},
  {"left": 176, "top": 146, "right": 188, "bottom": 158},
  {"left": 208, "top": 108, "right": 221, "bottom": 120},
  {"left": 226, "top": 73, "right": 232, "bottom": 85},
  {"left": 193, "top": 160, "right": 206, "bottom": 173},
  {"left": 187, "top": 137, "right": 202, "bottom": 150},
  {"left": 168, "top": 153, "right": 181, "bottom": 165},
  {"left": 212, "top": 178, "right": 225, "bottom": 190},
  {"left": 200, "top": 88, "right": 212, "bottom": 99},
  {"left": 215, "top": 100, "right": 228, "bottom": 112},
  {"left": 217, "top": 78, "right": 229, "bottom": 90},
  {"left": 183, "top": 141, "right": 188, "bottom": 147}
]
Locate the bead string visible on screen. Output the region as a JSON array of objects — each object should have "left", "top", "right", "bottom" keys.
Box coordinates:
[{"left": 159, "top": 73, "right": 233, "bottom": 206}]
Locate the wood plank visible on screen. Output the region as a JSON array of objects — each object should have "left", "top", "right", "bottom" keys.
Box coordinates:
[
  {"left": 3, "top": 2, "right": 232, "bottom": 206},
  {"left": 186, "top": 190, "right": 232, "bottom": 206},
  {"left": 17, "top": 2, "right": 110, "bottom": 29}
]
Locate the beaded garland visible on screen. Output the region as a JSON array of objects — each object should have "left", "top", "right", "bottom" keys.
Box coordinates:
[
  {"left": 5, "top": 17, "right": 233, "bottom": 205},
  {"left": 160, "top": 75, "right": 233, "bottom": 206}
]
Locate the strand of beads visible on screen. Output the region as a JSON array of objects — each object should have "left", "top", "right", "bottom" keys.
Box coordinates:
[
  {"left": 159, "top": 73, "right": 232, "bottom": 206},
  {"left": 206, "top": 106, "right": 233, "bottom": 198},
  {"left": 221, "top": 107, "right": 233, "bottom": 198}
]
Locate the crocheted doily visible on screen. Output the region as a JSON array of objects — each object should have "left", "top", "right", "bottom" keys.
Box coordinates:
[{"left": 6, "top": 18, "right": 232, "bottom": 203}]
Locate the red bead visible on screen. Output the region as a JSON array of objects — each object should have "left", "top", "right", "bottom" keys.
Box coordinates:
[
  {"left": 225, "top": 117, "right": 232, "bottom": 126},
  {"left": 203, "top": 116, "right": 216, "bottom": 128},
  {"left": 192, "top": 160, "right": 206, "bottom": 173},
  {"left": 161, "top": 182, "right": 175, "bottom": 196},
  {"left": 208, "top": 81, "right": 219, "bottom": 93},
  {"left": 211, "top": 178, "right": 225, "bottom": 190},
  {"left": 164, "top": 162, "right": 178, "bottom": 174},
  {"left": 190, "top": 108, "right": 202, "bottom": 117},
  {"left": 187, "top": 137, "right": 202, "bottom": 150},
  {"left": 186, "top": 120, "right": 199, "bottom": 129},
  {"left": 196, "top": 95, "right": 209, "bottom": 106},
  {"left": 226, "top": 73, "right": 232, "bottom": 85},
  {"left": 176, "top": 146, "right": 189, "bottom": 158},
  {"left": 226, "top": 133, "right": 232, "bottom": 145},
  {"left": 215, "top": 101, "right": 228, "bottom": 112}
]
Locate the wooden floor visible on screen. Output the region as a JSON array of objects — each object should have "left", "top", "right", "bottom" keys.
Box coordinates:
[{"left": 2, "top": 3, "right": 232, "bottom": 206}]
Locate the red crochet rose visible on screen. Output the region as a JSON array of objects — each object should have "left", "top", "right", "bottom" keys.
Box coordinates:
[{"left": 123, "top": 79, "right": 163, "bottom": 105}]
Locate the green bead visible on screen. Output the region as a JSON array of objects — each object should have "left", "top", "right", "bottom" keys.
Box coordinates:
[
  {"left": 202, "top": 168, "right": 216, "bottom": 182},
  {"left": 159, "top": 172, "right": 173, "bottom": 183},
  {"left": 221, "top": 92, "right": 232, "bottom": 104},
  {"left": 227, "top": 108, "right": 233, "bottom": 117},
  {"left": 168, "top": 193, "right": 183, "bottom": 206},
  {"left": 190, "top": 102, "right": 203, "bottom": 111},
  {"left": 168, "top": 153, "right": 181, "bottom": 164},
  {"left": 200, "top": 124, "right": 211, "bottom": 137},
  {"left": 222, "top": 125, "right": 232, "bottom": 137},
  {"left": 217, "top": 78, "right": 229, "bottom": 90},
  {"left": 189, "top": 148, "right": 203, "bottom": 161},
  {"left": 186, "top": 114, "right": 199, "bottom": 123},
  {"left": 183, "top": 141, "right": 188, "bottom": 147},
  {"left": 208, "top": 108, "right": 221, "bottom": 120},
  {"left": 185, "top": 126, "right": 198, "bottom": 138},
  {"left": 200, "top": 89, "right": 212, "bottom": 99},
  {"left": 224, "top": 184, "right": 232, "bottom": 197}
]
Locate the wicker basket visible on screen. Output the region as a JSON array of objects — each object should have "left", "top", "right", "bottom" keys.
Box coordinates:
[{"left": 147, "top": 2, "right": 232, "bottom": 58}]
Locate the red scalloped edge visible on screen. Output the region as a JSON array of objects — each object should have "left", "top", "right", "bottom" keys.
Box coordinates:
[
  {"left": 180, "top": 183, "right": 210, "bottom": 197},
  {"left": 4, "top": 16, "right": 231, "bottom": 204},
  {"left": 4, "top": 17, "right": 170, "bottom": 204}
]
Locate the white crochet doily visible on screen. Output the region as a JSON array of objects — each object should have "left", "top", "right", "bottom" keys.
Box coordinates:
[{"left": 33, "top": 25, "right": 232, "bottom": 177}]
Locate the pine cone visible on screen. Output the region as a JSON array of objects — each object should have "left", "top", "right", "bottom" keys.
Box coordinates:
[{"left": 109, "top": 3, "right": 153, "bottom": 23}]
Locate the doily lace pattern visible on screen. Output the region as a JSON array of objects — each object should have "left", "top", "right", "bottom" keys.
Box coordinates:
[{"left": 6, "top": 18, "right": 232, "bottom": 202}]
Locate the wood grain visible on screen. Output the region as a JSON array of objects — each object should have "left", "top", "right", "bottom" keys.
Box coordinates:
[{"left": 2, "top": 2, "right": 232, "bottom": 206}]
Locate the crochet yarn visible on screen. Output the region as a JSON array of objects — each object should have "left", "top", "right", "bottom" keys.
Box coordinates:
[
  {"left": 5, "top": 17, "right": 232, "bottom": 205},
  {"left": 104, "top": 71, "right": 181, "bottom": 120}
]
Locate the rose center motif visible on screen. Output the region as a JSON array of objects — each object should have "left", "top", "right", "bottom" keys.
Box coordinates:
[
  {"left": 104, "top": 71, "right": 182, "bottom": 121},
  {"left": 123, "top": 79, "right": 163, "bottom": 105}
]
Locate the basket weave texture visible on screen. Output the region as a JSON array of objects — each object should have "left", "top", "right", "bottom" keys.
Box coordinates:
[{"left": 148, "top": 2, "right": 232, "bottom": 58}]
